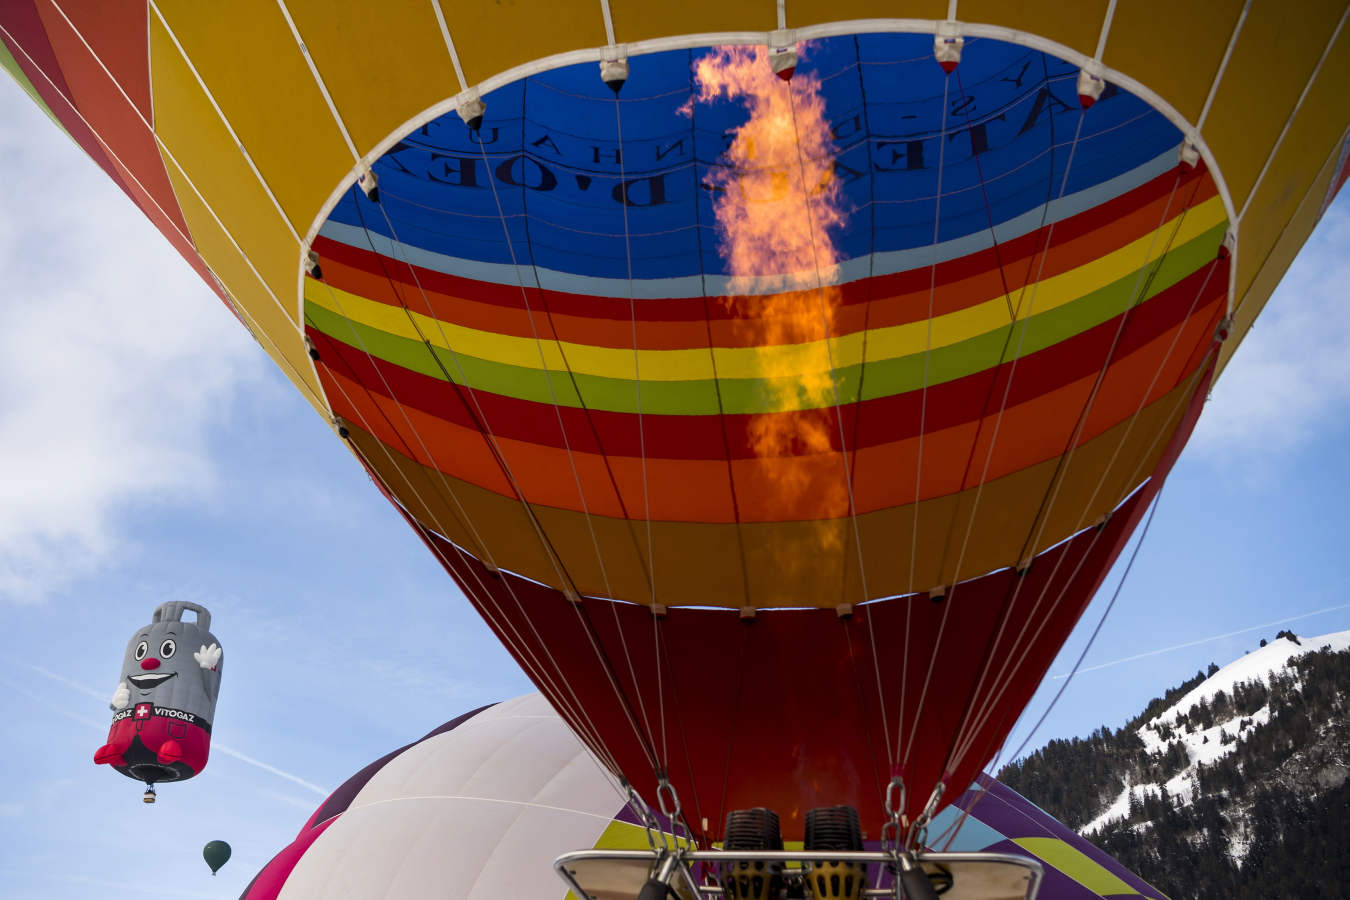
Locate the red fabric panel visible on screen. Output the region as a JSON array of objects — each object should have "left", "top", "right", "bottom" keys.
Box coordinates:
[
  {"left": 423, "top": 511, "right": 1136, "bottom": 842},
  {"left": 46, "top": 0, "right": 152, "bottom": 122},
  {"left": 238, "top": 815, "right": 338, "bottom": 899},
  {"left": 303, "top": 258, "right": 1225, "bottom": 463}
]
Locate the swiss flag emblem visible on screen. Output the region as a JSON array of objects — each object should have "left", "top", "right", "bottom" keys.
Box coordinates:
[{"left": 134, "top": 703, "right": 152, "bottom": 720}]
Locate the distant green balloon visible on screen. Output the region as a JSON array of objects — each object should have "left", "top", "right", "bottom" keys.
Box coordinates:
[{"left": 203, "top": 840, "right": 232, "bottom": 875}]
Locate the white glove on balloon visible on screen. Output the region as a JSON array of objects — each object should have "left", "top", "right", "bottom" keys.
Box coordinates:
[
  {"left": 110, "top": 682, "right": 130, "bottom": 710},
  {"left": 194, "top": 643, "right": 222, "bottom": 670}
]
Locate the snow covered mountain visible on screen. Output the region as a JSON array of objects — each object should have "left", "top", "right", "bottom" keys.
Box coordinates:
[
  {"left": 999, "top": 630, "right": 1350, "bottom": 899},
  {"left": 1081, "top": 630, "right": 1350, "bottom": 836}
]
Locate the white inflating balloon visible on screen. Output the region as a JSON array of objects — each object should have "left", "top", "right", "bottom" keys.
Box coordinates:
[{"left": 242, "top": 694, "right": 645, "bottom": 899}]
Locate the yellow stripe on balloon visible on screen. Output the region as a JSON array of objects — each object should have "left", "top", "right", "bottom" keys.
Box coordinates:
[{"left": 306, "top": 195, "right": 1226, "bottom": 383}]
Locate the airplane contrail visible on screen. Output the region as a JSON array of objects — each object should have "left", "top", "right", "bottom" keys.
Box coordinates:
[
  {"left": 210, "top": 742, "right": 328, "bottom": 796},
  {"left": 1051, "top": 601, "right": 1350, "bottom": 678},
  {"left": 9, "top": 659, "right": 328, "bottom": 796}
]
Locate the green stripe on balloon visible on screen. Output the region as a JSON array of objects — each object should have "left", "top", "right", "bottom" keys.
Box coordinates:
[{"left": 304, "top": 221, "right": 1224, "bottom": 417}]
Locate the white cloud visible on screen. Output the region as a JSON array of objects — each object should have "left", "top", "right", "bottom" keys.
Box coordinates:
[
  {"left": 0, "top": 84, "right": 262, "bottom": 601},
  {"left": 1189, "top": 196, "right": 1350, "bottom": 470}
]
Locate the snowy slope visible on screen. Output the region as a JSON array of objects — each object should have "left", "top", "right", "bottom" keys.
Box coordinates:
[
  {"left": 1145, "top": 630, "right": 1350, "bottom": 729},
  {"left": 1081, "top": 629, "right": 1350, "bottom": 836}
]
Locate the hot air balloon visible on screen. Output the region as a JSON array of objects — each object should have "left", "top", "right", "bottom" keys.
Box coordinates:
[
  {"left": 239, "top": 694, "right": 1167, "bottom": 899},
  {"left": 94, "top": 601, "right": 222, "bottom": 802},
  {"left": 4, "top": 0, "right": 1348, "bottom": 886},
  {"left": 204, "top": 840, "right": 232, "bottom": 876},
  {"left": 239, "top": 694, "right": 664, "bottom": 899}
]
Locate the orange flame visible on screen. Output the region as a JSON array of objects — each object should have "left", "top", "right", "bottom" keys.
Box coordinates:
[{"left": 687, "top": 46, "right": 850, "bottom": 535}]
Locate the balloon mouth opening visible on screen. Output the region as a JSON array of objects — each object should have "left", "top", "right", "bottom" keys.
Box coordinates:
[{"left": 129, "top": 763, "right": 179, "bottom": 783}]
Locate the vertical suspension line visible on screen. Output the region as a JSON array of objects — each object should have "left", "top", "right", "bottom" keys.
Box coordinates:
[
  {"left": 932, "top": 63, "right": 1080, "bottom": 585},
  {"left": 687, "top": 53, "right": 754, "bottom": 607},
  {"left": 958, "top": 264, "right": 1226, "bottom": 761},
  {"left": 300, "top": 295, "right": 619, "bottom": 764},
  {"left": 611, "top": 84, "right": 670, "bottom": 775},
  {"left": 474, "top": 81, "right": 671, "bottom": 779},
  {"left": 923, "top": 103, "right": 1098, "bottom": 787},
  {"left": 277, "top": 0, "right": 578, "bottom": 579},
  {"left": 458, "top": 129, "right": 665, "bottom": 777},
  {"left": 305, "top": 277, "right": 628, "bottom": 761},
  {"left": 344, "top": 429, "right": 627, "bottom": 777},
  {"left": 890, "top": 71, "right": 953, "bottom": 773},
  {"left": 683, "top": 50, "right": 755, "bottom": 830},
  {"left": 941, "top": 166, "right": 1207, "bottom": 778},
  {"left": 899, "top": 60, "right": 1076, "bottom": 775},
  {"left": 335, "top": 202, "right": 512, "bottom": 565},
  {"left": 941, "top": 185, "right": 1204, "bottom": 760},
  {"left": 450, "top": 80, "right": 661, "bottom": 782},
  {"left": 837, "top": 39, "right": 888, "bottom": 806},
  {"left": 784, "top": 72, "right": 872, "bottom": 606},
  {"left": 946, "top": 347, "right": 1215, "bottom": 780},
  {"left": 445, "top": 130, "right": 622, "bottom": 603},
  {"left": 1066, "top": 237, "right": 1223, "bottom": 530},
  {"left": 357, "top": 139, "right": 584, "bottom": 609},
  {"left": 1013, "top": 170, "right": 1196, "bottom": 572},
  {"left": 937, "top": 453, "right": 1176, "bottom": 851}
]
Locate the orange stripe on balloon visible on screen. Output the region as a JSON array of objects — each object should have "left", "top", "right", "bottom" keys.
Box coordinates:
[{"left": 320, "top": 295, "right": 1216, "bottom": 525}]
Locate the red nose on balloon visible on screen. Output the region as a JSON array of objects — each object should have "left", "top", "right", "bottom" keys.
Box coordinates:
[{"left": 141, "top": 658, "right": 160, "bottom": 670}]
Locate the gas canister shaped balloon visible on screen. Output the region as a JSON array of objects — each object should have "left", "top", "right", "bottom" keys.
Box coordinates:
[{"left": 94, "top": 602, "right": 222, "bottom": 793}]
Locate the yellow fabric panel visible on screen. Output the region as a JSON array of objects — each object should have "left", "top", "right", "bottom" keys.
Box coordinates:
[
  {"left": 533, "top": 501, "right": 660, "bottom": 601},
  {"left": 284, "top": 0, "right": 459, "bottom": 155},
  {"left": 1230, "top": 26, "right": 1350, "bottom": 304},
  {"left": 445, "top": 0, "right": 607, "bottom": 92},
  {"left": 1103, "top": 0, "right": 1244, "bottom": 123},
  {"left": 345, "top": 374, "right": 1197, "bottom": 608},
  {"left": 149, "top": 15, "right": 299, "bottom": 312},
  {"left": 153, "top": 0, "right": 351, "bottom": 238},
  {"left": 786, "top": 0, "right": 948, "bottom": 28},
  {"left": 159, "top": 157, "right": 324, "bottom": 409},
  {"left": 1219, "top": 137, "right": 1345, "bottom": 378},
  {"left": 593, "top": 820, "right": 665, "bottom": 850},
  {"left": 957, "top": 0, "right": 1109, "bottom": 58},
  {"left": 1200, "top": 0, "right": 1344, "bottom": 214},
  {"left": 609, "top": 0, "right": 775, "bottom": 45},
  {"left": 1013, "top": 838, "right": 1138, "bottom": 896}
]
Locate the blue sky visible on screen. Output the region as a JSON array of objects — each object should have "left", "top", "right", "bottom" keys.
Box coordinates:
[{"left": 1, "top": 76, "right": 1347, "bottom": 897}]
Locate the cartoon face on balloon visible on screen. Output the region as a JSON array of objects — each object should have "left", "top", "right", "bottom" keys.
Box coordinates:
[{"left": 118, "top": 606, "right": 223, "bottom": 713}]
